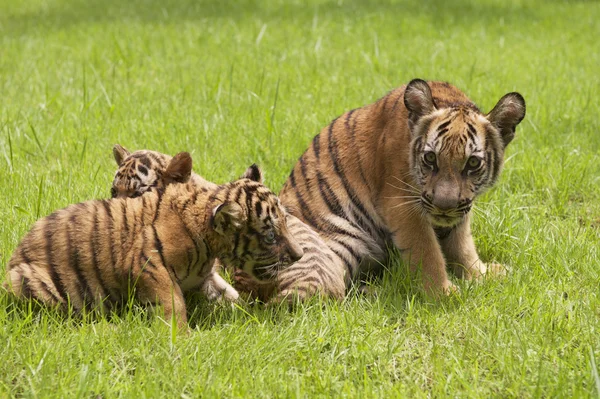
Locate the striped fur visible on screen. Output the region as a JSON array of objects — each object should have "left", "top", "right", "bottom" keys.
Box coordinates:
[
  {"left": 275, "top": 79, "right": 526, "bottom": 296},
  {"left": 110, "top": 147, "right": 346, "bottom": 301},
  {"left": 6, "top": 153, "right": 303, "bottom": 328}
]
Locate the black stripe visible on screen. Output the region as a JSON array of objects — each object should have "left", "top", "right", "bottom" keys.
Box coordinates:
[
  {"left": 20, "top": 246, "right": 32, "bottom": 264},
  {"left": 101, "top": 200, "right": 117, "bottom": 277},
  {"left": 312, "top": 134, "right": 321, "bottom": 160},
  {"left": 326, "top": 119, "right": 380, "bottom": 237},
  {"left": 67, "top": 213, "right": 94, "bottom": 306},
  {"left": 44, "top": 213, "right": 69, "bottom": 304},
  {"left": 20, "top": 275, "right": 34, "bottom": 299},
  {"left": 140, "top": 255, "right": 159, "bottom": 283},
  {"left": 391, "top": 92, "right": 403, "bottom": 111},
  {"left": 255, "top": 198, "right": 263, "bottom": 218},
  {"left": 329, "top": 247, "right": 354, "bottom": 278},
  {"left": 137, "top": 155, "right": 153, "bottom": 169},
  {"left": 232, "top": 230, "right": 241, "bottom": 259},
  {"left": 299, "top": 156, "right": 310, "bottom": 186},
  {"left": 437, "top": 120, "right": 451, "bottom": 131},
  {"left": 183, "top": 247, "right": 196, "bottom": 281},
  {"left": 331, "top": 236, "right": 362, "bottom": 264},
  {"left": 40, "top": 280, "right": 62, "bottom": 304},
  {"left": 465, "top": 125, "right": 477, "bottom": 142},
  {"left": 91, "top": 206, "right": 110, "bottom": 299},
  {"left": 288, "top": 168, "right": 297, "bottom": 188},
  {"left": 346, "top": 109, "right": 372, "bottom": 194},
  {"left": 151, "top": 190, "right": 164, "bottom": 224},
  {"left": 436, "top": 128, "right": 449, "bottom": 138},
  {"left": 278, "top": 275, "right": 322, "bottom": 293},
  {"left": 315, "top": 170, "right": 344, "bottom": 218},
  {"left": 174, "top": 210, "right": 203, "bottom": 279},
  {"left": 121, "top": 200, "right": 129, "bottom": 236},
  {"left": 151, "top": 225, "right": 167, "bottom": 269}
]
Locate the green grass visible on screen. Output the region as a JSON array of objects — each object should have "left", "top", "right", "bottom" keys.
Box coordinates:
[{"left": 1, "top": 0, "right": 600, "bottom": 397}]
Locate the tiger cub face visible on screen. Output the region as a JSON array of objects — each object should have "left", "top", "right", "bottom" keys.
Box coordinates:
[
  {"left": 404, "top": 79, "right": 526, "bottom": 227},
  {"left": 212, "top": 165, "right": 305, "bottom": 280},
  {"left": 111, "top": 145, "right": 185, "bottom": 199}
]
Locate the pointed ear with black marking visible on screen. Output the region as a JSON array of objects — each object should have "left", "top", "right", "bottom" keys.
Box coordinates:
[
  {"left": 404, "top": 79, "right": 436, "bottom": 130},
  {"left": 163, "top": 152, "right": 193, "bottom": 184},
  {"left": 113, "top": 144, "right": 130, "bottom": 166},
  {"left": 212, "top": 202, "right": 245, "bottom": 235},
  {"left": 486, "top": 92, "right": 526, "bottom": 148},
  {"left": 240, "top": 164, "right": 263, "bottom": 183}
]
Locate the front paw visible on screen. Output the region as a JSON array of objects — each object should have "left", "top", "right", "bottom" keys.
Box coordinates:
[
  {"left": 220, "top": 286, "right": 240, "bottom": 303},
  {"left": 484, "top": 262, "right": 509, "bottom": 278},
  {"left": 424, "top": 280, "right": 459, "bottom": 297}
]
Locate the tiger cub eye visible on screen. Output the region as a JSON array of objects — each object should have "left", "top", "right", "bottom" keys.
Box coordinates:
[
  {"left": 467, "top": 156, "right": 481, "bottom": 169},
  {"left": 423, "top": 151, "right": 437, "bottom": 165}
]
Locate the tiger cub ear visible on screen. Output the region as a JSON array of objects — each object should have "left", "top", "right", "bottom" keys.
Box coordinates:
[
  {"left": 486, "top": 92, "right": 526, "bottom": 148},
  {"left": 164, "top": 152, "right": 193, "bottom": 184},
  {"left": 212, "top": 202, "right": 245, "bottom": 235},
  {"left": 404, "top": 79, "right": 437, "bottom": 130},
  {"left": 113, "top": 144, "right": 131, "bottom": 166},
  {"left": 240, "top": 164, "right": 263, "bottom": 183}
]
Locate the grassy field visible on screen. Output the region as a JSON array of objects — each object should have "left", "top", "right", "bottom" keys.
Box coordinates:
[{"left": 1, "top": 0, "right": 600, "bottom": 397}]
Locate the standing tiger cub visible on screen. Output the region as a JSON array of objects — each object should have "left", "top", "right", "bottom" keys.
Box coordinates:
[
  {"left": 277, "top": 79, "right": 526, "bottom": 295},
  {"left": 6, "top": 153, "right": 303, "bottom": 327}
]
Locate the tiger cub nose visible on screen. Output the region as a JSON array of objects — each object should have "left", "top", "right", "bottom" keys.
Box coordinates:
[{"left": 290, "top": 248, "right": 304, "bottom": 262}]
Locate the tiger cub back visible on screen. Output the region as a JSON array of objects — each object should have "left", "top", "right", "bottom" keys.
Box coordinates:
[{"left": 7, "top": 154, "right": 304, "bottom": 327}]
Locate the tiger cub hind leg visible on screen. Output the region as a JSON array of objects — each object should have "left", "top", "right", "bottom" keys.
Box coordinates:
[
  {"left": 135, "top": 265, "right": 189, "bottom": 332},
  {"left": 269, "top": 215, "right": 347, "bottom": 304}
]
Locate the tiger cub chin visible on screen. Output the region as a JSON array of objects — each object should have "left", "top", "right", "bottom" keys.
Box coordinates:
[{"left": 6, "top": 153, "right": 303, "bottom": 328}]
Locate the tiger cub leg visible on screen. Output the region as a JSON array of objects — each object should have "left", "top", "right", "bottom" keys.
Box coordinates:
[
  {"left": 440, "top": 217, "right": 506, "bottom": 280},
  {"left": 270, "top": 216, "right": 347, "bottom": 303},
  {"left": 135, "top": 267, "right": 188, "bottom": 331},
  {"left": 201, "top": 263, "right": 240, "bottom": 303},
  {"left": 233, "top": 270, "right": 277, "bottom": 302},
  {"left": 392, "top": 218, "right": 457, "bottom": 295}
]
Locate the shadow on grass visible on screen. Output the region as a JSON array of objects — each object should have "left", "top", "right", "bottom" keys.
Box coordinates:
[{"left": 3, "top": 0, "right": 539, "bottom": 37}]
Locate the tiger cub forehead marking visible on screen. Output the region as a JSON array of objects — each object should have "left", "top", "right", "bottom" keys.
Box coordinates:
[
  {"left": 423, "top": 109, "right": 490, "bottom": 161},
  {"left": 112, "top": 149, "right": 172, "bottom": 198}
]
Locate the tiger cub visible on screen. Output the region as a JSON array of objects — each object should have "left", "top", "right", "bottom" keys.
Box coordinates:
[
  {"left": 110, "top": 146, "right": 347, "bottom": 302},
  {"left": 278, "top": 79, "right": 526, "bottom": 295},
  {"left": 112, "top": 145, "right": 239, "bottom": 302},
  {"left": 6, "top": 153, "right": 304, "bottom": 328},
  {"left": 111, "top": 144, "right": 217, "bottom": 198}
]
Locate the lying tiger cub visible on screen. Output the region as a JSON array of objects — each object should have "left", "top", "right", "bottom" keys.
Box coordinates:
[{"left": 6, "top": 153, "right": 303, "bottom": 328}]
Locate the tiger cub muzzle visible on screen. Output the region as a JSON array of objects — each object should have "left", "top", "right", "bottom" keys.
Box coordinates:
[
  {"left": 420, "top": 179, "right": 474, "bottom": 227},
  {"left": 250, "top": 232, "right": 304, "bottom": 281}
]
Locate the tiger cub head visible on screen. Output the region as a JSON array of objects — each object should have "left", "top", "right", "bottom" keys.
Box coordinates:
[
  {"left": 212, "top": 165, "right": 304, "bottom": 281},
  {"left": 111, "top": 145, "right": 189, "bottom": 198},
  {"left": 404, "top": 79, "right": 526, "bottom": 227}
]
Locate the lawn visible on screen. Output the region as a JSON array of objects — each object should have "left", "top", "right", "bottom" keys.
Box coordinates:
[{"left": 1, "top": 0, "right": 600, "bottom": 397}]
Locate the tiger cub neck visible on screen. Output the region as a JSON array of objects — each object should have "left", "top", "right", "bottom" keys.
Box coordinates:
[{"left": 159, "top": 182, "right": 233, "bottom": 256}]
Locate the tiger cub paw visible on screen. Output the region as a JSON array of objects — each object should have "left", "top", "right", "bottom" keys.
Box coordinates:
[
  {"left": 268, "top": 289, "right": 310, "bottom": 308},
  {"left": 424, "top": 280, "right": 460, "bottom": 297},
  {"left": 483, "top": 262, "right": 509, "bottom": 278}
]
